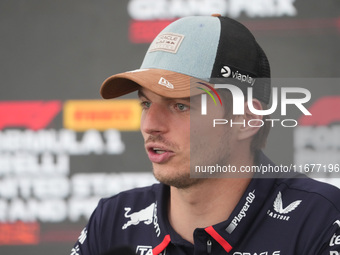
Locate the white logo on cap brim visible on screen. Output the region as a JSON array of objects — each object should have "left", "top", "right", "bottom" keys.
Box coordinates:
[{"left": 158, "top": 77, "right": 174, "bottom": 89}]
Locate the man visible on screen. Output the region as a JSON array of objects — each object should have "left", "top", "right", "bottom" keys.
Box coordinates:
[{"left": 71, "top": 15, "right": 340, "bottom": 255}]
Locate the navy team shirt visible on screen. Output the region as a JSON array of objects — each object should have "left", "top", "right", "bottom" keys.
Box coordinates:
[{"left": 71, "top": 152, "right": 340, "bottom": 255}]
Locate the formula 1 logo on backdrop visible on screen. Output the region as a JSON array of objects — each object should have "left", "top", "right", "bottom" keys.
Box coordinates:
[{"left": 0, "top": 101, "right": 61, "bottom": 130}]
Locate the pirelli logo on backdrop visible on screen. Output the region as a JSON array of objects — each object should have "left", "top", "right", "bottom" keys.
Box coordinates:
[{"left": 64, "top": 100, "right": 142, "bottom": 131}]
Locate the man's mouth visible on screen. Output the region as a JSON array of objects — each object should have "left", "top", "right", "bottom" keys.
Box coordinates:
[
  {"left": 146, "top": 144, "right": 175, "bottom": 163},
  {"left": 152, "top": 148, "right": 167, "bottom": 154}
]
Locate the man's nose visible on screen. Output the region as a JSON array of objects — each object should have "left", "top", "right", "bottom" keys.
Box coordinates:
[{"left": 141, "top": 104, "right": 169, "bottom": 135}]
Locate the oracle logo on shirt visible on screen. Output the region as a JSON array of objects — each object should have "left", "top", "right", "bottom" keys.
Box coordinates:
[{"left": 233, "top": 251, "right": 280, "bottom": 255}]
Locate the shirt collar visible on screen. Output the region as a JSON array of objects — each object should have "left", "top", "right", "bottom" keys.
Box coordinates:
[
  {"left": 153, "top": 151, "right": 278, "bottom": 253},
  {"left": 202, "top": 151, "right": 278, "bottom": 251}
]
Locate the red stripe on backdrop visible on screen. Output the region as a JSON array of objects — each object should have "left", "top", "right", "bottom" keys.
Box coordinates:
[
  {"left": 129, "top": 19, "right": 177, "bottom": 44},
  {"left": 129, "top": 17, "right": 340, "bottom": 44}
]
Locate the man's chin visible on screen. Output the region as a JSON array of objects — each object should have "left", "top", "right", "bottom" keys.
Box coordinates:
[{"left": 153, "top": 169, "right": 202, "bottom": 189}]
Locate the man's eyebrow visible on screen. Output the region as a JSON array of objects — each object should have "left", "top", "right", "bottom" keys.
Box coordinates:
[
  {"left": 137, "top": 90, "right": 148, "bottom": 99},
  {"left": 179, "top": 97, "right": 190, "bottom": 103},
  {"left": 162, "top": 96, "right": 191, "bottom": 103},
  {"left": 137, "top": 89, "right": 190, "bottom": 102}
]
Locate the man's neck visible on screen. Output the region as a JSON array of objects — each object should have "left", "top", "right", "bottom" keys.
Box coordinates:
[{"left": 168, "top": 177, "right": 252, "bottom": 244}]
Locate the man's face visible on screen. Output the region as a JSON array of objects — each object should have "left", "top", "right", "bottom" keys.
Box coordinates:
[{"left": 139, "top": 88, "right": 236, "bottom": 189}]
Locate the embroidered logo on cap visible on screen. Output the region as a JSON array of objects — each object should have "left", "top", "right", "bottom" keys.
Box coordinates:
[
  {"left": 149, "top": 32, "right": 184, "bottom": 54},
  {"left": 158, "top": 77, "right": 174, "bottom": 89}
]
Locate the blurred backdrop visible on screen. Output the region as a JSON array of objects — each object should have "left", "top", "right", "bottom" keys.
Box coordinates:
[{"left": 0, "top": 0, "right": 339, "bottom": 254}]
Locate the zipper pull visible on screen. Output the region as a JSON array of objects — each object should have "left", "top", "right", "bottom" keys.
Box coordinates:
[{"left": 207, "top": 239, "right": 212, "bottom": 254}]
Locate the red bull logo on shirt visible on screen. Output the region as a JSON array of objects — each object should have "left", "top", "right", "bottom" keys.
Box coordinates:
[{"left": 122, "top": 202, "right": 161, "bottom": 237}]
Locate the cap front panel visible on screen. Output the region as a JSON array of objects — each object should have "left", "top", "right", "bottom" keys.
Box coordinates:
[{"left": 141, "top": 16, "right": 221, "bottom": 81}]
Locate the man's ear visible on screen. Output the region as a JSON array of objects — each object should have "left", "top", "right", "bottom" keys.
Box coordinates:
[{"left": 236, "top": 99, "right": 263, "bottom": 141}]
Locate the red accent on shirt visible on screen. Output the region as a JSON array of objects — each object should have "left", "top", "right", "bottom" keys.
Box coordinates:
[
  {"left": 205, "top": 226, "right": 233, "bottom": 253},
  {"left": 153, "top": 234, "right": 171, "bottom": 255}
]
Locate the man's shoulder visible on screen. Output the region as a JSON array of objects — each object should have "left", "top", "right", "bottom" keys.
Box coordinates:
[
  {"left": 258, "top": 151, "right": 340, "bottom": 212},
  {"left": 276, "top": 176, "right": 340, "bottom": 212},
  {"left": 99, "top": 182, "right": 164, "bottom": 210}
]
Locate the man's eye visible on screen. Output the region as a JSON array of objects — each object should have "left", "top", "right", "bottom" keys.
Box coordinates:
[
  {"left": 175, "top": 103, "right": 189, "bottom": 111},
  {"left": 140, "top": 101, "right": 151, "bottom": 109}
]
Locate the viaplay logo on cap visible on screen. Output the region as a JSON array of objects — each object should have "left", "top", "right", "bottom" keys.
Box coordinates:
[
  {"left": 221, "top": 65, "right": 256, "bottom": 86},
  {"left": 221, "top": 66, "right": 231, "bottom": 78}
]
